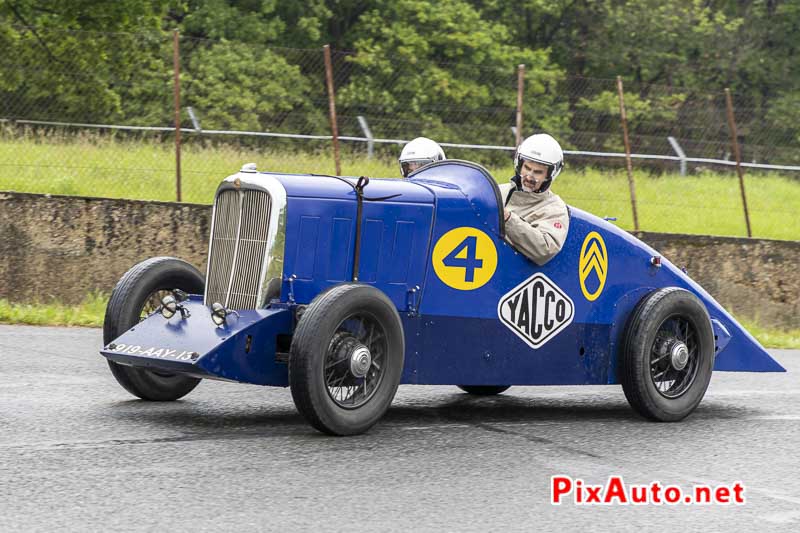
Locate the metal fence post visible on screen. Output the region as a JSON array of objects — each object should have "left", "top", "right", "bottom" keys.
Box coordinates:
[
  {"left": 173, "top": 29, "right": 182, "bottom": 202},
  {"left": 667, "top": 136, "right": 686, "bottom": 176},
  {"left": 724, "top": 88, "right": 753, "bottom": 237},
  {"left": 616, "top": 76, "right": 639, "bottom": 231},
  {"left": 516, "top": 64, "right": 525, "bottom": 147},
  {"left": 323, "top": 44, "right": 341, "bottom": 176},
  {"left": 357, "top": 115, "right": 373, "bottom": 158},
  {"left": 172, "top": 30, "right": 181, "bottom": 202},
  {"left": 186, "top": 106, "right": 201, "bottom": 132}
]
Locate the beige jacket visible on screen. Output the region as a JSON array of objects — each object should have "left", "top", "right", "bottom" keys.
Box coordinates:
[{"left": 499, "top": 181, "right": 569, "bottom": 266}]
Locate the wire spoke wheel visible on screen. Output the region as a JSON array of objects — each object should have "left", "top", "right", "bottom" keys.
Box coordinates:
[
  {"left": 137, "top": 289, "right": 180, "bottom": 379},
  {"left": 649, "top": 316, "right": 700, "bottom": 399},
  {"left": 621, "top": 288, "right": 715, "bottom": 422},
  {"left": 323, "top": 313, "right": 388, "bottom": 409},
  {"left": 290, "top": 284, "right": 405, "bottom": 436},
  {"left": 140, "top": 289, "right": 172, "bottom": 321}
]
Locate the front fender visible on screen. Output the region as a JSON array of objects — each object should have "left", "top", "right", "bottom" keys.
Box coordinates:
[{"left": 100, "top": 297, "right": 293, "bottom": 386}]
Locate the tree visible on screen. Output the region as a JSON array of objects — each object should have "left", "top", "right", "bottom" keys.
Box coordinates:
[
  {"left": 0, "top": 0, "right": 171, "bottom": 123},
  {"left": 335, "top": 0, "right": 567, "bottom": 150},
  {"left": 182, "top": 40, "right": 322, "bottom": 131}
]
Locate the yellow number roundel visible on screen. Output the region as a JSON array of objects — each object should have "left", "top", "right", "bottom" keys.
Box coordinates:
[{"left": 432, "top": 227, "right": 497, "bottom": 290}]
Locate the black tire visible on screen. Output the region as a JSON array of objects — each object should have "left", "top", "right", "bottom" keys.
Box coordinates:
[
  {"left": 620, "top": 287, "right": 714, "bottom": 422},
  {"left": 457, "top": 385, "right": 510, "bottom": 396},
  {"left": 289, "top": 284, "right": 405, "bottom": 436},
  {"left": 103, "top": 257, "right": 205, "bottom": 401}
]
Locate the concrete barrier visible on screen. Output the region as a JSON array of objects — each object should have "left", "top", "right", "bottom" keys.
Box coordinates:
[
  {"left": 634, "top": 231, "right": 799, "bottom": 330},
  {"left": 0, "top": 192, "right": 209, "bottom": 305},
  {"left": 1, "top": 191, "right": 797, "bottom": 329}
]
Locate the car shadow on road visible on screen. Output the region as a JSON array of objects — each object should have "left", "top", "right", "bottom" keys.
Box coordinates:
[
  {"left": 104, "top": 389, "right": 765, "bottom": 439},
  {"left": 106, "top": 397, "right": 307, "bottom": 436},
  {"left": 385, "top": 392, "right": 634, "bottom": 425}
]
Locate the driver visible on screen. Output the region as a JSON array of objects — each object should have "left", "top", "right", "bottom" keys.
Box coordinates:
[
  {"left": 398, "top": 137, "right": 446, "bottom": 178},
  {"left": 499, "top": 133, "right": 569, "bottom": 266}
]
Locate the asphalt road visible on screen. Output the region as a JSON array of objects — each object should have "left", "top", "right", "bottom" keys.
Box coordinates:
[{"left": 1, "top": 324, "right": 799, "bottom": 532}]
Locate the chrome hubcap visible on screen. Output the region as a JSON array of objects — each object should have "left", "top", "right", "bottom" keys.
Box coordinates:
[
  {"left": 349, "top": 345, "right": 372, "bottom": 378},
  {"left": 670, "top": 341, "right": 689, "bottom": 371},
  {"left": 649, "top": 317, "right": 700, "bottom": 399},
  {"left": 325, "top": 316, "right": 388, "bottom": 409}
]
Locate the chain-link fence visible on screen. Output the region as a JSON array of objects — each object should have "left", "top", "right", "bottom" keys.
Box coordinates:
[{"left": 1, "top": 26, "right": 798, "bottom": 240}]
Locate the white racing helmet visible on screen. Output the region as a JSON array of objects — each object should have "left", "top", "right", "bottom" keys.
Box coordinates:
[
  {"left": 399, "top": 137, "right": 446, "bottom": 177},
  {"left": 514, "top": 133, "right": 564, "bottom": 192}
]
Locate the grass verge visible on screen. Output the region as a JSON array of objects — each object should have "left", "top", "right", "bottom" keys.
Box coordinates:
[
  {"left": 1, "top": 131, "right": 798, "bottom": 240},
  {"left": 1, "top": 294, "right": 797, "bottom": 349},
  {"left": 0, "top": 293, "right": 107, "bottom": 328},
  {"left": 738, "top": 319, "right": 800, "bottom": 350}
]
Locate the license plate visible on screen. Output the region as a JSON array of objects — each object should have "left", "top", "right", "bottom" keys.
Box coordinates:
[{"left": 107, "top": 344, "right": 197, "bottom": 361}]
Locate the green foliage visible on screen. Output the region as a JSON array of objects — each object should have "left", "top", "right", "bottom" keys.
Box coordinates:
[
  {"left": 585, "top": 0, "right": 743, "bottom": 87},
  {"left": 0, "top": 0, "right": 171, "bottom": 122},
  {"left": 1, "top": 0, "right": 800, "bottom": 161},
  {"left": 178, "top": 0, "right": 287, "bottom": 42},
  {"left": 337, "top": 0, "right": 566, "bottom": 143},
  {"left": 576, "top": 90, "right": 686, "bottom": 151},
  {"left": 0, "top": 291, "right": 108, "bottom": 327},
  {"left": 737, "top": 319, "right": 800, "bottom": 350},
  {"left": 183, "top": 40, "right": 320, "bottom": 131},
  {"left": 578, "top": 91, "right": 685, "bottom": 123},
  {"left": 766, "top": 92, "right": 800, "bottom": 144},
  {"left": 174, "top": 0, "right": 333, "bottom": 47}
]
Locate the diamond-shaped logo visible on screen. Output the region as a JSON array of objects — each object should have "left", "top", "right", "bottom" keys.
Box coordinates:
[{"left": 497, "top": 273, "right": 575, "bottom": 349}]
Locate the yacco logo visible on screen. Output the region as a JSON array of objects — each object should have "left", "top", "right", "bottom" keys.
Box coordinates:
[
  {"left": 579, "top": 231, "right": 608, "bottom": 301},
  {"left": 497, "top": 273, "right": 575, "bottom": 349}
]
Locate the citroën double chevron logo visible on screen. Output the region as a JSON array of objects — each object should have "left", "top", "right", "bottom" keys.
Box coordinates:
[{"left": 579, "top": 231, "right": 608, "bottom": 301}]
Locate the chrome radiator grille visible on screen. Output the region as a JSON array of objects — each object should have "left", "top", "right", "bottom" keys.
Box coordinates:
[{"left": 205, "top": 188, "right": 272, "bottom": 309}]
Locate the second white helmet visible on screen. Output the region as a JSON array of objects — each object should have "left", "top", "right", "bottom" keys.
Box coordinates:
[
  {"left": 514, "top": 134, "right": 564, "bottom": 189},
  {"left": 399, "top": 137, "right": 446, "bottom": 177}
]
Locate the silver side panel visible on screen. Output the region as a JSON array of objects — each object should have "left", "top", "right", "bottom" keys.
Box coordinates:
[{"left": 204, "top": 173, "right": 288, "bottom": 309}]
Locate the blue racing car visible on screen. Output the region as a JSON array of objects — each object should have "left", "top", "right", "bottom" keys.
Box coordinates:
[{"left": 100, "top": 160, "right": 784, "bottom": 435}]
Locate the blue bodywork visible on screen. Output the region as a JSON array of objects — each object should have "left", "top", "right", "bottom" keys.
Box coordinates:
[{"left": 101, "top": 161, "right": 785, "bottom": 386}]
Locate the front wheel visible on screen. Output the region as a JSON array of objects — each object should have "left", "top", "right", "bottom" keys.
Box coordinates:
[
  {"left": 289, "top": 284, "right": 405, "bottom": 436},
  {"left": 103, "top": 257, "right": 204, "bottom": 401},
  {"left": 620, "top": 287, "right": 715, "bottom": 422}
]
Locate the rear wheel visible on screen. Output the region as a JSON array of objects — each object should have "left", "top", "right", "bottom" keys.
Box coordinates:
[
  {"left": 620, "top": 288, "right": 714, "bottom": 421},
  {"left": 289, "top": 284, "right": 404, "bottom": 436},
  {"left": 457, "top": 385, "right": 510, "bottom": 396},
  {"left": 103, "top": 257, "right": 204, "bottom": 401}
]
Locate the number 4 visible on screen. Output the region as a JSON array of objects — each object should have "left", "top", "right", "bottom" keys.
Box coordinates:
[{"left": 442, "top": 236, "right": 483, "bottom": 282}]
